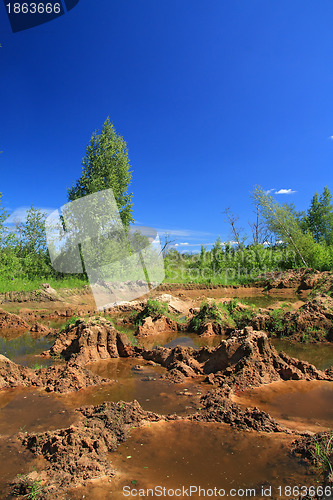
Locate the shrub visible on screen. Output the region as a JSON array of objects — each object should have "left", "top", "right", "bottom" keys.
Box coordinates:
[
  {"left": 132, "top": 299, "right": 169, "bottom": 326},
  {"left": 189, "top": 300, "right": 232, "bottom": 332}
]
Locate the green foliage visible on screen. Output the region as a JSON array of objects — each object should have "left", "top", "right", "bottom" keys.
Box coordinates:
[
  {"left": 252, "top": 185, "right": 313, "bottom": 266},
  {"left": 0, "top": 191, "right": 8, "bottom": 247},
  {"left": 20, "top": 206, "right": 47, "bottom": 254},
  {"left": 62, "top": 315, "right": 80, "bottom": 330},
  {"left": 14, "top": 476, "right": 43, "bottom": 500},
  {"left": 164, "top": 242, "right": 295, "bottom": 285},
  {"left": 67, "top": 117, "right": 134, "bottom": 227},
  {"left": 264, "top": 307, "right": 295, "bottom": 338},
  {"left": 123, "top": 330, "right": 138, "bottom": 346},
  {"left": 132, "top": 299, "right": 169, "bottom": 326},
  {"left": 31, "top": 363, "right": 45, "bottom": 370},
  {"left": 268, "top": 308, "right": 287, "bottom": 337},
  {"left": 224, "top": 298, "right": 239, "bottom": 314},
  {"left": 310, "top": 432, "right": 333, "bottom": 479},
  {"left": 301, "top": 332, "right": 310, "bottom": 343},
  {"left": 189, "top": 300, "right": 230, "bottom": 332},
  {"left": 305, "top": 187, "right": 333, "bottom": 245},
  {"left": 231, "top": 307, "right": 257, "bottom": 329},
  {"left": 27, "top": 479, "right": 43, "bottom": 500}
]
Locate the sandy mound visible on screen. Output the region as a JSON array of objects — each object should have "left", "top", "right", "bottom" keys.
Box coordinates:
[
  {"left": 261, "top": 268, "right": 333, "bottom": 295},
  {"left": 12, "top": 400, "right": 164, "bottom": 498},
  {"left": 49, "top": 317, "right": 133, "bottom": 364},
  {"left": 0, "top": 308, "right": 29, "bottom": 330},
  {"left": 135, "top": 327, "right": 333, "bottom": 387},
  {"left": 190, "top": 387, "right": 288, "bottom": 432},
  {"left": 136, "top": 315, "right": 179, "bottom": 337},
  {"left": 0, "top": 355, "right": 108, "bottom": 393},
  {"left": 250, "top": 293, "right": 333, "bottom": 341},
  {"left": 0, "top": 354, "right": 36, "bottom": 389}
]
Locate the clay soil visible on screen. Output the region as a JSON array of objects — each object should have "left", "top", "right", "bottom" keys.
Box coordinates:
[{"left": 0, "top": 271, "right": 332, "bottom": 498}]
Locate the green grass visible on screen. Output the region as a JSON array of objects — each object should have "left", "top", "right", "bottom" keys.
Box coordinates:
[
  {"left": 132, "top": 299, "right": 169, "bottom": 326},
  {"left": 13, "top": 476, "right": 43, "bottom": 500},
  {"left": 189, "top": 300, "right": 233, "bottom": 332},
  {"left": 61, "top": 315, "right": 80, "bottom": 330},
  {"left": 268, "top": 308, "right": 286, "bottom": 337},
  {"left": 31, "top": 363, "right": 45, "bottom": 370},
  {"left": 162, "top": 273, "right": 255, "bottom": 286},
  {"left": 0, "top": 276, "right": 88, "bottom": 293},
  {"left": 27, "top": 479, "right": 43, "bottom": 500},
  {"left": 310, "top": 432, "right": 333, "bottom": 480},
  {"left": 123, "top": 330, "right": 138, "bottom": 346},
  {"left": 231, "top": 307, "right": 257, "bottom": 329}
]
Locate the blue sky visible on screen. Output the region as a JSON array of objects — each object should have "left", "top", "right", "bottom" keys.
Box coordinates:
[{"left": 1, "top": 0, "right": 333, "bottom": 251}]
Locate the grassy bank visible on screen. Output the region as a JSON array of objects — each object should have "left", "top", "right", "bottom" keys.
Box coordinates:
[{"left": 0, "top": 276, "right": 88, "bottom": 294}]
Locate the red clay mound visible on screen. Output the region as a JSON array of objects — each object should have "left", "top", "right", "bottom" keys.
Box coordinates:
[
  {"left": 190, "top": 387, "right": 288, "bottom": 432},
  {"left": 136, "top": 315, "right": 179, "bottom": 337},
  {"left": 261, "top": 268, "right": 333, "bottom": 295},
  {"left": 0, "top": 308, "right": 29, "bottom": 331},
  {"left": 135, "top": 327, "right": 333, "bottom": 387},
  {"left": 49, "top": 317, "right": 133, "bottom": 364},
  {"left": 250, "top": 293, "right": 333, "bottom": 341},
  {"left": 0, "top": 355, "right": 108, "bottom": 393},
  {"left": 0, "top": 354, "right": 36, "bottom": 389},
  {"left": 12, "top": 400, "right": 163, "bottom": 498}
]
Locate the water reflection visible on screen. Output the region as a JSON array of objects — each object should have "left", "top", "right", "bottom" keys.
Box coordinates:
[
  {"left": 0, "top": 333, "right": 54, "bottom": 367},
  {"left": 273, "top": 338, "right": 333, "bottom": 370},
  {"left": 69, "top": 421, "right": 315, "bottom": 500}
]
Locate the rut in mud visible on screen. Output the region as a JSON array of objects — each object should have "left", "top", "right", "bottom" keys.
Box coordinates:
[{"left": 0, "top": 270, "right": 333, "bottom": 499}]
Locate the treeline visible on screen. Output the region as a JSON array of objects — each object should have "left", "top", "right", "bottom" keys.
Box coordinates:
[
  {"left": 0, "top": 199, "right": 86, "bottom": 291},
  {"left": 1, "top": 185, "right": 333, "bottom": 290},
  {"left": 0, "top": 118, "right": 134, "bottom": 292},
  {"left": 164, "top": 243, "right": 299, "bottom": 284},
  {"left": 164, "top": 186, "right": 333, "bottom": 284}
]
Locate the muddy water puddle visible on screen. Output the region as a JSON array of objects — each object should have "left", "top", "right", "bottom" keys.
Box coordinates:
[
  {"left": 235, "top": 380, "right": 333, "bottom": 432},
  {"left": 0, "top": 437, "right": 44, "bottom": 499},
  {"left": 133, "top": 331, "right": 223, "bottom": 349},
  {"left": 62, "top": 358, "right": 206, "bottom": 416},
  {"left": 179, "top": 288, "right": 302, "bottom": 303},
  {"left": 273, "top": 339, "right": 333, "bottom": 370},
  {"left": 69, "top": 421, "right": 314, "bottom": 500},
  {"left": 0, "top": 388, "right": 78, "bottom": 435},
  {"left": 0, "top": 333, "right": 55, "bottom": 368},
  {"left": 237, "top": 295, "right": 302, "bottom": 308}
]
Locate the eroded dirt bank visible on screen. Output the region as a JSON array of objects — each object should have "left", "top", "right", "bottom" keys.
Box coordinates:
[
  {"left": 39, "top": 316, "right": 333, "bottom": 387},
  {"left": 135, "top": 328, "right": 333, "bottom": 386},
  {"left": 0, "top": 270, "right": 332, "bottom": 498},
  {"left": 0, "top": 354, "right": 109, "bottom": 393},
  {"left": 11, "top": 400, "right": 168, "bottom": 499}
]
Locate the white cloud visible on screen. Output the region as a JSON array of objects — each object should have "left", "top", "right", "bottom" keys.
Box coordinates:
[
  {"left": 156, "top": 228, "right": 213, "bottom": 238},
  {"left": 6, "top": 206, "right": 55, "bottom": 224},
  {"left": 265, "top": 188, "right": 276, "bottom": 194},
  {"left": 274, "top": 189, "right": 296, "bottom": 195}
]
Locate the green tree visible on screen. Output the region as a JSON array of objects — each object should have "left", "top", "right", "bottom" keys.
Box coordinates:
[
  {"left": 21, "top": 206, "right": 47, "bottom": 255},
  {"left": 251, "top": 185, "right": 311, "bottom": 266},
  {"left": 0, "top": 192, "right": 8, "bottom": 247},
  {"left": 19, "top": 206, "right": 49, "bottom": 279},
  {"left": 68, "top": 118, "right": 134, "bottom": 227},
  {"left": 305, "top": 186, "right": 333, "bottom": 245}
]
